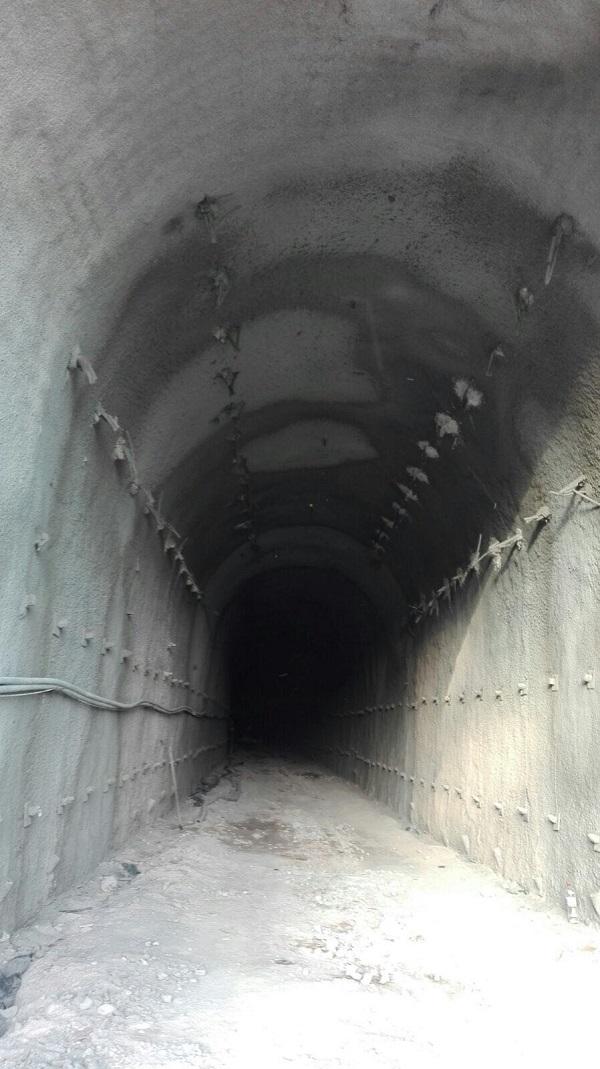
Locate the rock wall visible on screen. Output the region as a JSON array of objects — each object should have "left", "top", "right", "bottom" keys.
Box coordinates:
[
  {"left": 0, "top": 364, "right": 227, "bottom": 930},
  {"left": 315, "top": 406, "right": 600, "bottom": 920}
]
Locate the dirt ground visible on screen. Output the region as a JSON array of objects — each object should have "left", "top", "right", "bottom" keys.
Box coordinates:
[{"left": 1, "top": 753, "right": 598, "bottom": 1068}]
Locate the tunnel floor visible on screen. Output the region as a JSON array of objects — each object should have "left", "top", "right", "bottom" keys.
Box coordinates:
[{"left": 2, "top": 755, "right": 598, "bottom": 1069}]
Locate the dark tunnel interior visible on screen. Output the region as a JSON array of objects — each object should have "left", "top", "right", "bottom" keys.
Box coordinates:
[{"left": 223, "top": 567, "right": 388, "bottom": 751}]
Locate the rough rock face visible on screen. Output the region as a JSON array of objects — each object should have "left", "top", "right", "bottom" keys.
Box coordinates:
[{"left": 1, "top": 1, "right": 600, "bottom": 927}]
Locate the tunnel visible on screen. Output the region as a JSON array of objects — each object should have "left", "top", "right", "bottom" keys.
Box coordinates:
[
  {"left": 224, "top": 566, "right": 389, "bottom": 749},
  {"left": 2, "top": 0, "right": 600, "bottom": 966}
]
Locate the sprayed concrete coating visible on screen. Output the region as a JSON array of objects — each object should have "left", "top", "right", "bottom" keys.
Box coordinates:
[{"left": 1, "top": 0, "right": 600, "bottom": 941}]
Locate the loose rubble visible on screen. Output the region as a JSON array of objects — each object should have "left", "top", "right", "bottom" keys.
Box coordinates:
[{"left": 0, "top": 756, "right": 598, "bottom": 1068}]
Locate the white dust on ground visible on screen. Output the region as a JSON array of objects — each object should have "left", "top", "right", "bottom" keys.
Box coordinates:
[{"left": 1, "top": 754, "right": 599, "bottom": 1068}]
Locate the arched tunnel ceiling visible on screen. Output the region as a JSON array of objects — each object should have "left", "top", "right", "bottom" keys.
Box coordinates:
[{"left": 12, "top": 1, "right": 600, "bottom": 614}]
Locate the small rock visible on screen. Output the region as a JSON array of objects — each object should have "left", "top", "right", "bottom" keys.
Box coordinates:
[
  {"left": 100, "top": 876, "right": 118, "bottom": 894},
  {"left": 12, "top": 924, "right": 60, "bottom": 953},
  {"left": 79, "top": 998, "right": 93, "bottom": 1011},
  {"left": 161, "top": 994, "right": 172, "bottom": 1004},
  {"left": 1, "top": 955, "right": 32, "bottom": 980},
  {"left": 0, "top": 954, "right": 32, "bottom": 1010},
  {"left": 119, "top": 862, "right": 140, "bottom": 879},
  {"left": 59, "top": 897, "right": 95, "bottom": 914},
  {"left": 72, "top": 1019, "right": 93, "bottom": 1034},
  {"left": 97, "top": 1003, "right": 115, "bottom": 1016},
  {"left": 20, "top": 1016, "right": 53, "bottom": 1039},
  {"left": 504, "top": 880, "right": 527, "bottom": 896}
]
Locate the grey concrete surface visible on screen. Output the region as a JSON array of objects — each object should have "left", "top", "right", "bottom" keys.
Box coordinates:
[{"left": 1, "top": 0, "right": 600, "bottom": 932}]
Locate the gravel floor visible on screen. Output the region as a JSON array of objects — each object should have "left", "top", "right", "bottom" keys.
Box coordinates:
[{"left": 0, "top": 753, "right": 598, "bottom": 1068}]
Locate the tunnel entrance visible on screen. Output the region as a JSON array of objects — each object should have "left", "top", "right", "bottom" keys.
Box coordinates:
[{"left": 223, "top": 567, "right": 387, "bottom": 752}]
